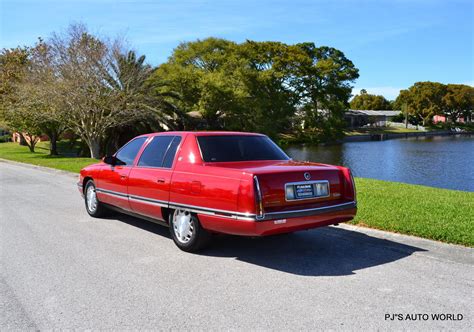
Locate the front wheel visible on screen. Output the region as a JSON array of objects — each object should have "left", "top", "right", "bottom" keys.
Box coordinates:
[
  {"left": 84, "top": 180, "right": 108, "bottom": 218},
  {"left": 169, "top": 209, "right": 212, "bottom": 252}
]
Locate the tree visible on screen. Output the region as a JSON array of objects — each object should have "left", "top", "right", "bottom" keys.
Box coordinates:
[
  {"left": 48, "top": 24, "right": 149, "bottom": 158},
  {"left": 395, "top": 82, "right": 446, "bottom": 126},
  {"left": 442, "top": 84, "right": 474, "bottom": 123},
  {"left": 0, "top": 47, "right": 29, "bottom": 110},
  {"left": 102, "top": 49, "right": 158, "bottom": 152},
  {"left": 20, "top": 39, "right": 69, "bottom": 155},
  {"left": 294, "top": 44, "right": 359, "bottom": 142},
  {"left": 0, "top": 46, "right": 48, "bottom": 152},
  {"left": 230, "top": 40, "right": 301, "bottom": 137},
  {"left": 350, "top": 90, "right": 392, "bottom": 110},
  {"left": 150, "top": 38, "right": 238, "bottom": 130},
  {"left": 150, "top": 39, "right": 359, "bottom": 142}
]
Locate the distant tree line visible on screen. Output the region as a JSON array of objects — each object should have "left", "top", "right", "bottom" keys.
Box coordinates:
[
  {"left": 0, "top": 24, "right": 359, "bottom": 158},
  {"left": 395, "top": 82, "right": 473, "bottom": 126},
  {"left": 350, "top": 84, "right": 473, "bottom": 126}
]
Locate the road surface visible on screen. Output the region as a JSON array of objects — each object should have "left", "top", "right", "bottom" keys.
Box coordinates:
[{"left": 1, "top": 160, "right": 473, "bottom": 330}]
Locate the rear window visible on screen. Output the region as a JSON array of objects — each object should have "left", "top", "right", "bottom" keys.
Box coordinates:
[{"left": 197, "top": 135, "right": 289, "bottom": 162}]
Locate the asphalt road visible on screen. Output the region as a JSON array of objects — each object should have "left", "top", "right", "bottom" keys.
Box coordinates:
[{"left": 1, "top": 160, "right": 473, "bottom": 330}]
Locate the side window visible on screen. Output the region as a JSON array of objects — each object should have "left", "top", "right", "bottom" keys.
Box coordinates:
[
  {"left": 115, "top": 137, "right": 147, "bottom": 166},
  {"left": 162, "top": 136, "right": 182, "bottom": 168},
  {"left": 138, "top": 136, "right": 175, "bottom": 168}
]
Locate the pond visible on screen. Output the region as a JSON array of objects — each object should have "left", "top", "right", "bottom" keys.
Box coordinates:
[{"left": 285, "top": 134, "right": 474, "bottom": 192}]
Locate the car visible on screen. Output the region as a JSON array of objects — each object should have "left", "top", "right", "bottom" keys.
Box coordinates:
[{"left": 78, "top": 131, "right": 357, "bottom": 252}]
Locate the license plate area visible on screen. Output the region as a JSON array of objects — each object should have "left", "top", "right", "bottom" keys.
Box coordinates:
[{"left": 285, "top": 180, "right": 330, "bottom": 201}]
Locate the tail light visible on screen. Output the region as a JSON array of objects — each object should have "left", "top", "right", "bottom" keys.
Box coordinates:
[
  {"left": 349, "top": 170, "right": 357, "bottom": 202},
  {"left": 253, "top": 176, "right": 264, "bottom": 220},
  {"left": 340, "top": 167, "right": 356, "bottom": 201}
]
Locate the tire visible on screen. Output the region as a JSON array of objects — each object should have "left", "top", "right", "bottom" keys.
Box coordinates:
[
  {"left": 84, "top": 180, "right": 108, "bottom": 218},
  {"left": 169, "top": 209, "right": 212, "bottom": 252}
]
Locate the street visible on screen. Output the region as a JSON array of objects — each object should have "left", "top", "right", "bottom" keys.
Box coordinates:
[{"left": 1, "top": 160, "right": 472, "bottom": 330}]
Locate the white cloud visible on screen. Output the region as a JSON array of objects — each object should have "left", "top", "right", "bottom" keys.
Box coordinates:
[{"left": 352, "top": 86, "right": 402, "bottom": 100}]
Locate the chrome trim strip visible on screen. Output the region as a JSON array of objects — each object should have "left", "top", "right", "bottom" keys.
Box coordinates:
[
  {"left": 259, "top": 201, "right": 357, "bottom": 221},
  {"left": 94, "top": 187, "right": 255, "bottom": 221},
  {"left": 168, "top": 204, "right": 255, "bottom": 221},
  {"left": 168, "top": 202, "right": 256, "bottom": 219},
  {"left": 96, "top": 189, "right": 129, "bottom": 200},
  {"left": 129, "top": 195, "right": 168, "bottom": 208},
  {"left": 95, "top": 188, "right": 128, "bottom": 197}
]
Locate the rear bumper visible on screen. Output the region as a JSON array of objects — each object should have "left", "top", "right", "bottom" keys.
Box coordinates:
[
  {"left": 199, "top": 202, "right": 357, "bottom": 236},
  {"left": 256, "top": 201, "right": 356, "bottom": 221}
]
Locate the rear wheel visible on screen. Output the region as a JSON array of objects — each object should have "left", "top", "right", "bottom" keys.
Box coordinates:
[
  {"left": 169, "top": 209, "right": 212, "bottom": 252},
  {"left": 84, "top": 180, "right": 108, "bottom": 218}
]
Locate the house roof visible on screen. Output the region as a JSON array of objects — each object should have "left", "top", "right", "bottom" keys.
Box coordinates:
[{"left": 347, "top": 110, "right": 401, "bottom": 116}]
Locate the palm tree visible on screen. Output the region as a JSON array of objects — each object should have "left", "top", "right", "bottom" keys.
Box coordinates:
[{"left": 103, "top": 50, "right": 186, "bottom": 153}]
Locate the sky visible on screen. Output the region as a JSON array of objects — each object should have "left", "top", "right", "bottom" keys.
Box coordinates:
[{"left": 1, "top": 0, "right": 473, "bottom": 100}]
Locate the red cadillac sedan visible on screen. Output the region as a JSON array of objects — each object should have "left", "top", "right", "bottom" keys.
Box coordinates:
[{"left": 78, "top": 132, "right": 357, "bottom": 252}]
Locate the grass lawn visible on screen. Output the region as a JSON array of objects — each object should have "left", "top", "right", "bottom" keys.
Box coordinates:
[
  {"left": 1, "top": 141, "right": 473, "bottom": 246},
  {"left": 0, "top": 141, "right": 96, "bottom": 173},
  {"left": 352, "top": 178, "right": 474, "bottom": 247}
]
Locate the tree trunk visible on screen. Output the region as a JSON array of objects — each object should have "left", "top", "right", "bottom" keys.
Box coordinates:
[
  {"left": 19, "top": 134, "right": 27, "bottom": 146},
  {"left": 87, "top": 138, "right": 102, "bottom": 159},
  {"left": 49, "top": 133, "right": 59, "bottom": 156},
  {"left": 21, "top": 133, "right": 37, "bottom": 152}
]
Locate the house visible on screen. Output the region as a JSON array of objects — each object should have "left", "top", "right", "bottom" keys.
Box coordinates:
[
  {"left": 344, "top": 110, "right": 401, "bottom": 128},
  {"left": 433, "top": 115, "right": 471, "bottom": 124}
]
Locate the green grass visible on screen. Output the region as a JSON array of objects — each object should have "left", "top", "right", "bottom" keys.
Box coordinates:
[
  {"left": 0, "top": 141, "right": 96, "bottom": 173},
  {"left": 352, "top": 178, "right": 474, "bottom": 247},
  {"left": 1, "top": 141, "right": 473, "bottom": 246},
  {"left": 345, "top": 127, "right": 428, "bottom": 136}
]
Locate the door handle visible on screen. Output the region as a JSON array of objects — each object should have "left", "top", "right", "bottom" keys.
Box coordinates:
[
  {"left": 157, "top": 178, "right": 165, "bottom": 183},
  {"left": 120, "top": 175, "right": 128, "bottom": 180}
]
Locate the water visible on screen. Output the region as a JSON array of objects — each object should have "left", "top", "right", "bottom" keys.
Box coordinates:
[{"left": 285, "top": 135, "right": 474, "bottom": 192}]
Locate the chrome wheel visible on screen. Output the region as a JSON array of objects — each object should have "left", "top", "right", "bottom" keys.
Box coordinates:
[
  {"left": 172, "top": 209, "right": 194, "bottom": 244},
  {"left": 86, "top": 185, "right": 98, "bottom": 213}
]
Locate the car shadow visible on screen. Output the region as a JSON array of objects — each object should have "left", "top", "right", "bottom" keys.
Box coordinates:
[
  {"left": 105, "top": 212, "right": 171, "bottom": 238},
  {"left": 201, "top": 228, "right": 426, "bottom": 276},
  {"left": 106, "top": 213, "right": 426, "bottom": 277}
]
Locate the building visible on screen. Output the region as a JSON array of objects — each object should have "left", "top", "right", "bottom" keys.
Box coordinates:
[
  {"left": 433, "top": 115, "right": 471, "bottom": 124},
  {"left": 344, "top": 110, "right": 401, "bottom": 128}
]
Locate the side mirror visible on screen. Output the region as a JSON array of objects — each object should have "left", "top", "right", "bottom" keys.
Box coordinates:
[{"left": 103, "top": 155, "right": 117, "bottom": 166}]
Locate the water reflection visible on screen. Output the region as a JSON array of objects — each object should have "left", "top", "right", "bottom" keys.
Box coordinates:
[{"left": 285, "top": 135, "right": 474, "bottom": 192}]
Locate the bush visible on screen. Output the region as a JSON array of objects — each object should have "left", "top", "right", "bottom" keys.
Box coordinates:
[{"left": 0, "top": 134, "right": 12, "bottom": 143}]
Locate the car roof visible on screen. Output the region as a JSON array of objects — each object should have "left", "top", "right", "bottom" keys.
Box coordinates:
[{"left": 137, "top": 131, "right": 265, "bottom": 138}]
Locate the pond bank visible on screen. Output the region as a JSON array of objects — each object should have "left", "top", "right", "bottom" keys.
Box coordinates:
[{"left": 343, "top": 130, "right": 472, "bottom": 142}]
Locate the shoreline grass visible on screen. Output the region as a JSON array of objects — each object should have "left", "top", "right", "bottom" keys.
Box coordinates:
[
  {"left": 352, "top": 178, "right": 473, "bottom": 247},
  {"left": 1, "top": 141, "right": 472, "bottom": 246},
  {"left": 345, "top": 127, "right": 429, "bottom": 136}
]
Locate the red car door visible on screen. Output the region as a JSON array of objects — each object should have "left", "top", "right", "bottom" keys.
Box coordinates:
[
  {"left": 96, "top": 136, "right": 147, "bottom": 211},
  {"left": 128, "top": 135, "right": 183, "bottom": 221}
]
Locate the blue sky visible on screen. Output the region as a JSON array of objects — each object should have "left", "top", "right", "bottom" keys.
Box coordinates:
[{"left": 1, "top": 0, "right": 473, "bottom": 100}]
